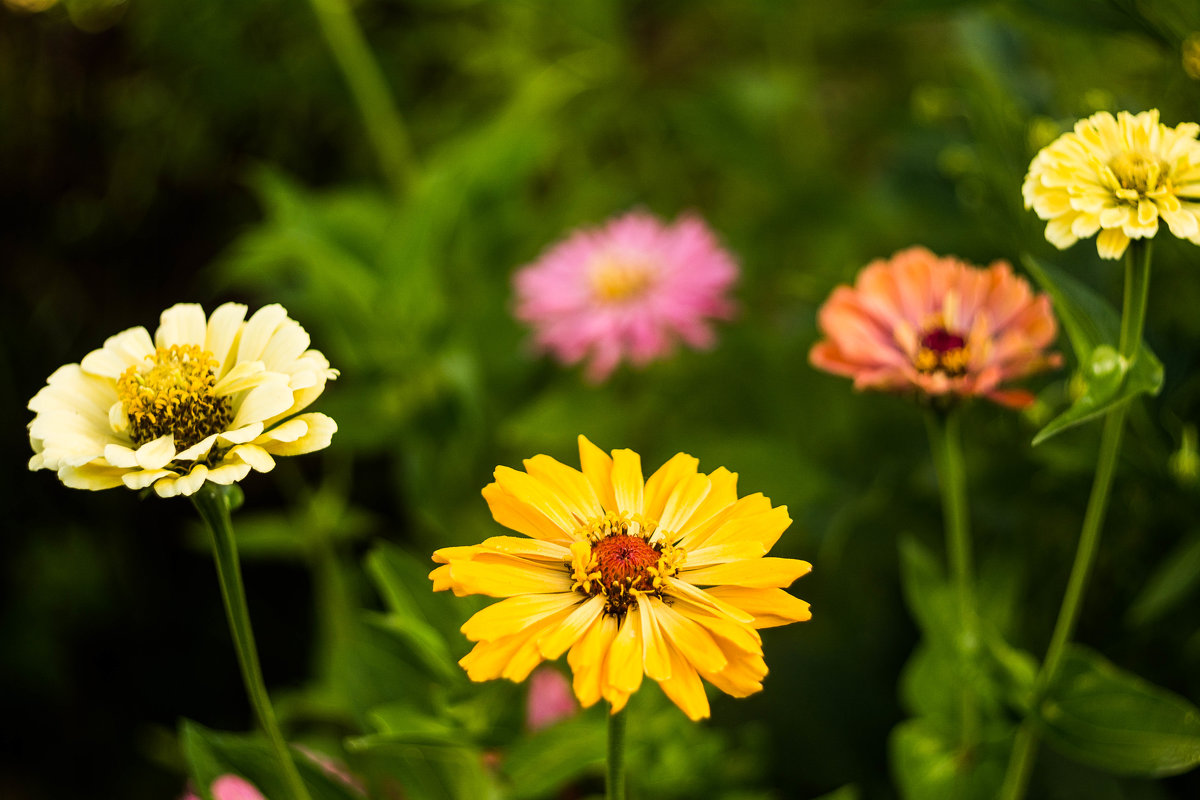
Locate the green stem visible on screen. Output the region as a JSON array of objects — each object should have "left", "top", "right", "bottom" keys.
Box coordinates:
[
  {"left": 607, "top": 705, "right": 627, "bottom": 800},
  {"left": 925, "top": 407, "right": 979, "bottom": 757},
  {"left": 1001, "top": 240, "right": 1153, "bottom": 799},
  {"left": 192, "top": 484, "right": 312, "bottom": 800},
  {"left": 307, "top": 0, "right": 417, "bottom": 197}
]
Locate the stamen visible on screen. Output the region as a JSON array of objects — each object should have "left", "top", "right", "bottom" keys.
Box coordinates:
[
  {"left": 589, "top": 256, "right": 655, "bottom": 303},
  {"left": 1109, "top": 151, "right": 1163, "bottom": 197},
  {"left": 569, "top": 512, "right": 684, "bottom": 616},
  {"left": 116, "top": 344, "right": 232, "bottom": 449},
  {"left": 915, "top": 326, "right": 969, "bottom": 377}
]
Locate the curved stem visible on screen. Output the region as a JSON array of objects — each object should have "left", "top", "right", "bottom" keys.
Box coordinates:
[
  {"left": 925, "top": 407, "right": 979, "bottom": 756},
  {"left": 192, "top": 484, "right": 312, "bottom": 800},
  {"left": 607, "top": 705, "right": 627, "bottom": 800},
  {"left": 1001, "top": 240, "right": 1153, "bottom": 799},
  {"left": 307, "top": 0, "right": 417, "bottom": 197}
]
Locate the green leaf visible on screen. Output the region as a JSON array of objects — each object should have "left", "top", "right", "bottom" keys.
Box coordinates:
[
  {"left": 179, "top": 720, "right": 363, "bottom": 800},
  {"left": 1035, "top": 645, "right": 1200, "bottom": 776},
  {"left": 890, "top": 719, "right": 1005, "bottom": 800},
  {"left": 1021, "top": 256, "right": 1163, "bottom": 445},
  {"left": 1127, "top": 532, "right": 1200, "bottom": 627},
  {"left": 500, "top": 714, "right": 606, "bottom": 799},
  {"left": 349, "top": 701, "right": 468, "bottom": 748},
  {"left": 345, "top": 739, "right": 499, "bottom": 800}
]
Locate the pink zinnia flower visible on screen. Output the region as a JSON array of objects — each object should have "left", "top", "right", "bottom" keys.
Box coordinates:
[
  {"left": 525, "top": 666, "right": 578, "bottom": 731},
  {"left": 513, "top": 211, "right": 738, "bottom": 381},
  {"left": 180, "top": 774, "right": 265, "bottom": 800},
  {"left": 809, "top": 247, "right": 1061, "bottom": 408}
]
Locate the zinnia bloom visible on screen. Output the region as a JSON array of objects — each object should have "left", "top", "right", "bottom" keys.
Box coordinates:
[
  {"left": 809, "top": 247, "right": 1061, "bottom": 409},
  {"left": 430, "top": 436, "right": 812, "bottom": 721},
  {"left": 28, "top": 302, "right": 338, "bottom": 497},
  {"left": 1022, "top": 109, "right": 1200, "bottom": 259},
  {"left": 513, "top": 211, "right": 738, "bottom": 381},
  {"left": 181, "top": 774, "right": 265, "bottom": 800}
]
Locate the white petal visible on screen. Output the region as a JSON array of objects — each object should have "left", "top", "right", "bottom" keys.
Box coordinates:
[
  {"left": 257, "top": 413, "right": 337, "bottom": 457},
  {"left": 123, "top": 468, "right": 175, "bottom": 490},
  {"left": 80, "top": 327, "right": 154, "bottom": 378},
  {"left": 135, "top": 435, "right": 176, "bottom": 470},
  {"left": 254, "top": 416, "right": 307, "bottom": 444},
  {"left": 205, "top": 302, "right": 248, "bottom": 376},
  {"left": 230, "top": 444, "right": 275, "bottom": 473},
  {"left": 59, "top": 462, "right": 129, "bottom": 490},
  {"left": 175, "top": 433, "right": 219, "bottom": 462},
  {"left": 214, "top": 360, "right": 268, "bottom": 395},
  {"left": 206, "top": 461, "right": 252, "bottom": 485},
  {"left": 230, "top": 378, "right": 294, "bottom": 428},
  {"left": 104, "top": 444, "right": 140, "bottom": 468},
  {"left": 236, "top": 304, "right": 288, "bottom": 364},
  {"left": 217, "top": 422, "right": 264, "bottom": 445},
  {"left": 259, "top": 318, "right": 310, "bottom": 372},
  {"left": 155, "top": 304, "right": 208, "bottom": 348},
  {"left": 154, "top": 464, "right": 209, "bottom": 498}
]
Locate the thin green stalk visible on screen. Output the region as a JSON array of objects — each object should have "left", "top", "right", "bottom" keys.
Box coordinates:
[
  {"left": 925, "top": 407, "right": 979, "bottom": 757},
  {"left": 1001, "top": 240, "right": 1153, "bottom": 799},
  {"left": 607, "top": 705, "right": 627, "bottom": 800},
  {"left": 192, "top": 484, "right": 312, "bottom": 800},
  {"left": 307, "top": 0, "right": 417, "bottom": 197}
]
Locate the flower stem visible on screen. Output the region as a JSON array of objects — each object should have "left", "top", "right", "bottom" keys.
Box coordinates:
[
  {"left": 192, "top": 484, "right": 312, "bottom": 800},
  {"left": 306, "top": 0, "right": 417, "bottom": 197},
  {"left": 607, "top": 705, "right": 627, "bottom": 800},
  {"left": 1001, "top": 239, "right": 1153, "bottom": 799},
  {"left": 925, "top": 407, "right": 979, "bottom": 757}
]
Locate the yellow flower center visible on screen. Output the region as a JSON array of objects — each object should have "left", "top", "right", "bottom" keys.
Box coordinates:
[
  {"left": 1109, "top": 150, "right": 1163, "bottom": 199},
  {"left": 589, "top": 256, "right": 655, "bottom": 303},
  {"left": 914, "top": 326, "right": 969, "bottom": 377},
  {"left": 116, "top": 344, "right": 232, "bottom": 448},
  {"left": 570, "top": 512, "right": 685, "bottom": 616}
]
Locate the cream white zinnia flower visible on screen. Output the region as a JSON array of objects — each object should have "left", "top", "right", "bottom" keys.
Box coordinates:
[{"left": 28, "top": 302, "right": 338, "bottom": 498}]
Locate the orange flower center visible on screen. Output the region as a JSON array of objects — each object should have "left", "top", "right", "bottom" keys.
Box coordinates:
[
  {"left": 116, "top": 344, "right": 231, "bottom": 448},
  {"left": 914, "top": 327, "right": 969, "bottom": 377},
  {"left": 570, "top": 513, "right": 685, "bottom": 616},
  {"left": 589, "top": 256, "right": 655, "bottom": 303}
]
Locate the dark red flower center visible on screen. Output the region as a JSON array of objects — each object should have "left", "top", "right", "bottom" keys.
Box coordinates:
[{"left": 915, "top": 326, "right": 969, "bottom": 376}]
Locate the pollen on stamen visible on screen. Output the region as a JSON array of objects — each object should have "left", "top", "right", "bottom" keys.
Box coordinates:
[
  {"left": 116, "top": 344, "right": 232, "bottom": 449},
  {"left": 569, "top": 512, "right": 683, "bottom": 616}
]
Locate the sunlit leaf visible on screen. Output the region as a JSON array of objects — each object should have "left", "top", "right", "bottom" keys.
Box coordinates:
[{"left": 890, "top": 719, "right": 1005, "bottom": 800}]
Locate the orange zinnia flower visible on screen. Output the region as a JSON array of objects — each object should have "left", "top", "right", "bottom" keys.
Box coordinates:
[
  {"left": 810, "top": 247, "right": 1061, "bottom": 409},
  {"left": 430, "top": 436, "right": 812, "bottom": 721}
]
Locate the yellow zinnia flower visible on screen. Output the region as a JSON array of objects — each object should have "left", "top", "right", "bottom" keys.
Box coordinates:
[
  {"left": 430, "top": 436, "right": 812, "bottom": 721},
  {"left": 1022, "top": 109, "right": 1200, "bottom": 259},
  {"left": 28, "top": 302, "right": 338, "bottom": 497}
]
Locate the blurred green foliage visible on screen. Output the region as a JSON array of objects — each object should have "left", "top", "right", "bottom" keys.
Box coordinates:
[{"left": 6, "top": 0, "right": 1200, "bottom": 798}]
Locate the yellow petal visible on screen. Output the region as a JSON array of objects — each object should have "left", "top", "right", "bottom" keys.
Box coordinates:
[
  {"left": 657, "top": 473, "right": 712, "bottom": 538},
  {"left": 662, "top": 577, "right": 755, "bottom": 626},
  {"left": 610, "top": 448, "right": 644, "bottom": 516},
  {"left": 58, "top": 462, "right": 130, "bottom": 490},
  {"left": 605, "top": 609, "right": 644, "bottom": 693},
  {"left": 649, "top": 597, "right": 727, "bottom": 674},
  {"left": 257, "top": 413, "right": 336, "bottom": 457},
  {"left": 478, "top": 536, "right": 572, "bottom": 561},
  {"left": 569, "top": 611, "right": 619, "bottom": 708},
  {"left": 643, "top": 452, "right": 699, "bottom": 522},
  {"left": 638, "top": 598, "right": 672, "bottom": 682},
  {"left": 482, "top": 482, "right": 575, "bottom": 543},
  {"left": 439, "top": 553, "right": 574, "bottom": 597},
  {"left": 705, "top": 586, "right": 813, "bottom": 628},
  {"left": 683, "top": 557, "right": 812, "bottom": 589},
  {"left": 656, "top": 642, "right": 710, "bottom": 721},
  {"left": 523, "top": 454, "right": 603, "bottom": 521},
  {"left": 686, "top": 540, "right": 769, "bottom": 568},
  {"left": 677, "top": 490, "right": 770, "bottom": 550},
  {"left": 673, "top": 467, "right": 738, "bottom": 544},
  {"left": 700, "top": 505, "right": 792, "bottom": 553},
  {"left": 538, "top": 595, "right": 606, "bottom": 659},
  {"left": 578, "top": 435, "right": 618, "bottom": 511},
  {"left": 494, "top": 466, "right": 584, "bottom": 536},
  {"left": 462, "top": 594, "right": 581, "bottom": 643}
]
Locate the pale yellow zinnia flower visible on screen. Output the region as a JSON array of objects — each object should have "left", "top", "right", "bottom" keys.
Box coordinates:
[
  {"left": 430, "top": 436, "right": 812, "bottom": 721},
  {"left": 28, "top": 302, "right": 338, "bottom": 498},
  {"left": 1022, "top": 109, "right": 1200, "bottom": 259}
]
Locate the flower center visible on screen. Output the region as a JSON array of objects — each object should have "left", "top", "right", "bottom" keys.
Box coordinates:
[
  {"left": 914, "top": 326, "right": 969, "bottom": 377},
  {"left": 589, "top": 256, "right": 655, "bottom": 303},
  {"left": 570, "top": 512, "right": 684, "bottom": 616},
  {"left": 1109, "top": 151, "right": 1163, "bottom": 198},
  {"left": 116, "top": 344, "right": 232, "bottom": 448}
]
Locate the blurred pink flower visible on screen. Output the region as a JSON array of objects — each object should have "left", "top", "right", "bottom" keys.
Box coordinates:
[
  {"left": 810, "top": 247, "right": 1061, "bottom": 408},
  {"left": 180, "top": 774, "right": 265, "bottom": 800},
  {"left": 525, "top": 666, "right": 578, "bottom": 731},
  {"left": 514, "top": 211, "right": 738, "bottom": 381}
]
